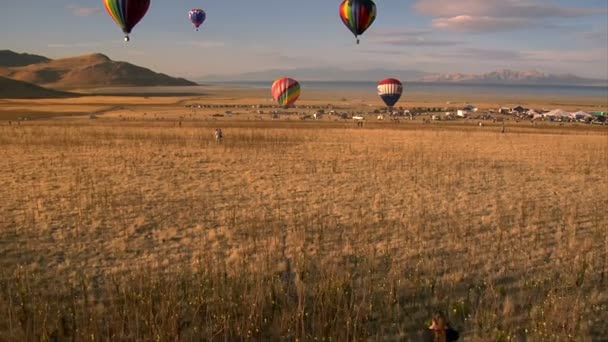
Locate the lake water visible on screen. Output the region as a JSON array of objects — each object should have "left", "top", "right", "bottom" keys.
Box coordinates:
[{"left": 89, "top": 81, "right": 608, "bottom": 104}]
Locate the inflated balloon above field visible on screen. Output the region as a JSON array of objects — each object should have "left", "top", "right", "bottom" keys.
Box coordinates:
[
  {"left": 272, "top": 78, "right": 301, "bottom": 107},
  {"left": 339, "top": 0, "right": 377, "bottom": 44},
  {"left": 103, "top": 0, "right": 151, "bottom": 42},
  {"left": 189, "top": 9, "right": 206, "bottom": 31},
  {"left": 377, "top": 78, "right": 403, "bottom": 108}
]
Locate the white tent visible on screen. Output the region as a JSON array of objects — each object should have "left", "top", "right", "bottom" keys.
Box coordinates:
[
  {"left": 457, "top": 110, "right": 468, "bottom": 117},
  {"left": 570, "top": 111, "right": 593, "bottom": 120},
  {"left": 544, "top": 109, "right": 571, "bottom": 118},
  {"left": 464, "top": 105, "right": 478, "bottom": 112}
]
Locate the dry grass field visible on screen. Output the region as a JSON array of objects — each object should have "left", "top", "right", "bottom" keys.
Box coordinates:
[{"left": 0, "top": 95, "right": 607, "bottom": 341}]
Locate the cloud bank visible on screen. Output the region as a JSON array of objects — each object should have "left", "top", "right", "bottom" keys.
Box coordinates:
[
  {"left": 67, "top": 5, "right": 103, "bottom": 17},
  {"left": 414, "top": 0, "right": 607, "bottom": 32},
  {"left": 368, "top": 28, "right": 462, "bottom": 46}
]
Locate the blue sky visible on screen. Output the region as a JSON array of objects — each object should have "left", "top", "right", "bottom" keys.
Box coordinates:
[{"left": 1, "top": 0, "right": 607, "bottom": 78}]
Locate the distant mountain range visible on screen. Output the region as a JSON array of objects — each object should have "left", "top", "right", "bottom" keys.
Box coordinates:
[
  {"left": 0, "top": 50, "right": 196, "bottom": 92},
  {"left": 420, "top": 69, "right": 607, "bottom": 86},
  {"left": 201, "top": 67, "right": 607, "bottom": 86}
]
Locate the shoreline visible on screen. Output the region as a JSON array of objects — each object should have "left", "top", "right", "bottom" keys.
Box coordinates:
[
  {"left": 75, "top": 82, "right": 608, "bottom": 107},
  {"left": 1, "top": 84, "right": 606, "bottom": 121}
]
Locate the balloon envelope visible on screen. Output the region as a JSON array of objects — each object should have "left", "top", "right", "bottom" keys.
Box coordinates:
[
  {"left": 272, "top": 78, "right": 301, "bottom": 107},
  {"left": 189, "top": 9, "right": 206, "bottom": 29},
  {"left": 103, "top": 0, "right": 150, "bottom": 39},
  {"left": 339, "top": 0, "right": 376, "bottom": 43},
  {"left": 377, "top": 78, "right": 403, "bottom": 108}
]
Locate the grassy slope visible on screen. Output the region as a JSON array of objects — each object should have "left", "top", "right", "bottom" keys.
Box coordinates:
[
  {"left": 0, "top": 76, "right": 75, "bottom": 99},
  {"left": 0, "top": 122, "right": 606, "bottom": 340}
]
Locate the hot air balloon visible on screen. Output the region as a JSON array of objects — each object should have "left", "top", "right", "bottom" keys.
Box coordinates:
[
  {"left": 189, "top": 9, "right": 206, "bottom": 31},
  {"left": 272, "top": 78, "right": 301, "bottom": 108},
  {"left": 103, "top": 0, "right": 151, "bottom": 42},
  {"left": 339, "top": 0, "right": 376, "bottom": 44},
  {"left": 377, "top": 78, "right": 403, "bottom": 110}
]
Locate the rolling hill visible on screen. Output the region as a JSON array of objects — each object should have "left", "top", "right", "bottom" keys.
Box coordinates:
[
  {"left": 0, "top": 76, "right": 75, "bottom": 99},
  {"left": 0, "top": 52, "right": 197, "bottom": 89},
  {"left": 0, "top": 50, "right": 50, "bottom": 67}
]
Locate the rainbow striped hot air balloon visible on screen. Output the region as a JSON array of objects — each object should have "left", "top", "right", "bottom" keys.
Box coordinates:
[
  {"left": 377, "top": 78, "right": 403, "bottom": 109},
  {"left": 272, "top": 78, "right": 301, "bottom": 108},
  {"left": 103, "top": 0, "right": 151, "bottom": 42},
  {"left": 189, "top": 9, "right": 206, "bottom": 31},
  {"left": 339, "top": 0, "right": 377, "bottom": 44}
]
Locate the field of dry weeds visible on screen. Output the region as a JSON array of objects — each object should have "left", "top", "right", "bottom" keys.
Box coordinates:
[{"left": 0, "top": 120, "right": 607, "bottom": 341}]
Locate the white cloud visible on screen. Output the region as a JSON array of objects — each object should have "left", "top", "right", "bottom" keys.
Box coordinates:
[
  {"left": 367, "top": 27, "right": 462, "bottom": 46},
  {"left": 415, "top": 0, "right": 606, "bottom": 18},
  {"left": 368, "top": 28, "right": 435, "bottom": 37},
  {"left": 67, "top": 5, "right": 103, "bottom": 17},
  {"left": 415, "top": 0, "right": 607, "bottom": 32},
  {"left": 432, "top": 16, "right": 529, "bottom": 32},
  {"left": 370, "top": 36, "right": 462, "bottom": 46}
]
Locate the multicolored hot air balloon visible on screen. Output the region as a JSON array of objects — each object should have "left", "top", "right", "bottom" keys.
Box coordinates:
[
  {"left": 103, "top": 0, "right": 151, "bottom": 42},
  {"left": 189, "top": 9, "right": 206, "bottom": 31},
  {"left": 272, "top": 78, "right": 301, "bottom": 108},
  {"left": 339, "top": 0, "right": 377, "bottom": 44},
  {"left": 377, "top": 78, "right": 403, "bottom": 109}
]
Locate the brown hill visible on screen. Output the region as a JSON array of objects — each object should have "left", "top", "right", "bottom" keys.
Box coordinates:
[
  {"left": 0, "top": 76, "right": 75, "bottom": 99},
  {"left": 0, "top": 50, "right": 50, "bottom": 67},
  {"left": 0, "top": 52, "right": 197, "bottom": 89}
]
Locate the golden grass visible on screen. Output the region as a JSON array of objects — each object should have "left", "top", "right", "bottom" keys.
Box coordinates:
[{"left": 0, "top": 119, "right": 607, "bottom": 341}]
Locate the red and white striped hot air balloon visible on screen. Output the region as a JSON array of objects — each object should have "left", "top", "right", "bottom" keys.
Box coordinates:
[{"left": 377, "top": 78, "right": 403, "bottom": 109}]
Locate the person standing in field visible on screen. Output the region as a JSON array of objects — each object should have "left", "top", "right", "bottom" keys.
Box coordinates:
[
  {"left": 417, "top": 312, "right": 460, "bottom": 342},
  {"left": 215, "top": 128, "right": 223, "bottom": 143}
]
